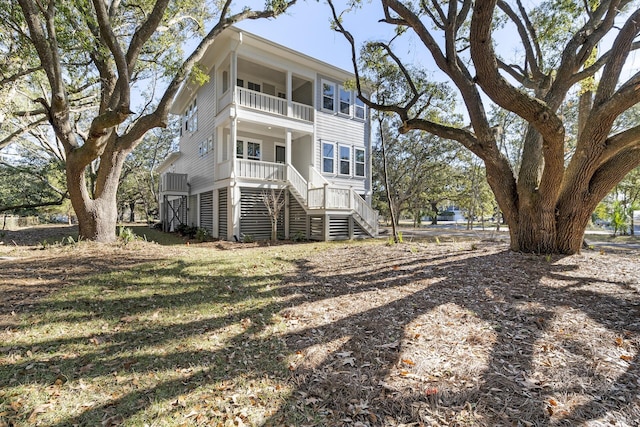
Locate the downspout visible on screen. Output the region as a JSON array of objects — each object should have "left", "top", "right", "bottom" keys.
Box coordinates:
[{"left": 230, "top": 32, "right": 243, "bottom": 241}]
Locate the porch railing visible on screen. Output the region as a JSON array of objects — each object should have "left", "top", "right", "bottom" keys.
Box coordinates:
[
  {"left": 237, "top": 87, "right": 287, "bottom": 116},
  {"left": 235, "top": 87, "right": 313, "bottom": 122},
  {"left": 291, "top": 101, "right": 313, "bottom": 122},
  {"left": 352, "top": 191, "right": 379, "bottom": 234},
  {"left": 236, "top": 159, "right": 285, "bottom": 181},
  {"left": 161, "top": 173, "right": 188, "bottom": 193},
  {"left": 213, "top": 158, "right": 378, "bottom": 234},
  {"left": 308, "top": 166, "right": 329, "bottom": 188},
  {"left": 287, "top": 165, "right": 308, "bottom": 204},
  {"left": 307, "top": 186, "right": 350, "bottom": 209}
]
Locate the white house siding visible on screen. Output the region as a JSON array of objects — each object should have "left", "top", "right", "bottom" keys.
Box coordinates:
[
  {"left": 315, "top": 111, "right": 367, "bottom": 193},
  {"left": 187, "top": 195, "right": 198, "bottom": 226},
  {"left": 292, "top": 135, "right": 312, "bottom": 180},
  {"left": 172, "top": 67, "right": 218, "bottom": 194},
  {"left": 236, "top": 130, "right": 284, "bottom": 164}
]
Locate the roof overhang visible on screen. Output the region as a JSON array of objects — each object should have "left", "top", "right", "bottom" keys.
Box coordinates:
[{"left": 156, "top": 151, "right": 182, "bottom": 174}]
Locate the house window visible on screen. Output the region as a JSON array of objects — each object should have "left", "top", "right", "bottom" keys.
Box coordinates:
[
  {"left": 247, "top": 81, "right": 261, "bottom": 92},
  {"left": 355, "top": 96, "right": 365, "bottom": 119},
  {"left": 339, "top": 145, "right": 351, "bottom": 175},
  {"left": 247, "top": 141, "right": 261, "bottom": 160},
  {"left": 339, "top": 86, "right": 351, "bottom": 115},
  {"left": 322, "top": 142, "right": 334, "bottom": 173},
  {"left": 200, "top": 136, "right": 212, "bottom": 157},
  {"left": 322, "top": 82, "right": 335, "bottom": 111},
  {"left": 184, "top": 99, "right": 197, "bottom": 133},
  {"left": 223, "top": 71, "right": 229, "bottom": 93},
  {"left": 236, "top": 140, "right": 261, "bottom": 160},
  {"left": 236, "top": 140, "right": 244, "bottom": 159},
  {"left": 355, "top": 148, "right": 365, "bottom": 177},
  {"left": 237, "top": 78, "right": 244, "bottom": 87}
]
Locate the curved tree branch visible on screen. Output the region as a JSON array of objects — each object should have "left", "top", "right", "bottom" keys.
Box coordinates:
[
  {"left": 118, "top": 0, "right": 298, "bottom": 150},
  {"left": 0, "top": 116, "right": 48, "bottom": 151},
  {"left": 497, "top": 0, "right": 543, "bottom": 83}
]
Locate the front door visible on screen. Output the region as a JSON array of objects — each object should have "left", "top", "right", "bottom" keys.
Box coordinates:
[{"left": 275, "top": 145, "right": 286, "bottom": 164}]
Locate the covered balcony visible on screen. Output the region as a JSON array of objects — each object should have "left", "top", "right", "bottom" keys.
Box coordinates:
[{"left": 218, "top": 57, "right": 314, "bottom": 123}]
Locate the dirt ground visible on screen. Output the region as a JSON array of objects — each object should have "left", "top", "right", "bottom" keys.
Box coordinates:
[{"left": 2, "top": 225, "right": 640, "bottom": 425}]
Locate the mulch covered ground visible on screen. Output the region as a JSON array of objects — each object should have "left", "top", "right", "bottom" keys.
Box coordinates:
[
  {"left": 1, "top": 226, "right": 639, "bottom": 426},
  {"left": 274, "top": 241, "right": 640, "bottom": 426}
]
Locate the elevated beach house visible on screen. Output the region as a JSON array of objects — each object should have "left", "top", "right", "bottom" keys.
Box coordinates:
[{"left": 157, "top": 27, "right": 377, "bottom": 241}]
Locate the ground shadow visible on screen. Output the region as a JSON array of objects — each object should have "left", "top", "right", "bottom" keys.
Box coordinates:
[
  {"left": 1, "top": 241, "right": 639, "bottom": 426},
  {"left": 264, "top": 242, "right": 640, "bottom": 425}
]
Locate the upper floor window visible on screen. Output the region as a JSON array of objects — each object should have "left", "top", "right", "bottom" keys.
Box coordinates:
[
  {"left": 184, "top": 99, "right": 197, "bottom": 133},
  {"left": 247, "top": 81, "right": 261, "bottom": 92},
  {"left": 339, "top": 86, "right": 351, "bottom": 115},
  {"left": 322, "top": 142, "right": 334, "bottom": 173},
  {"left": 355, "top": 96, "right": 365, "bottom": 120},
  {"left": 339, "top": 145, "right": 351, "bottom": 175},
  {"left": 222, "top": 71, "right": 229, "bottom": 93},
  {"left": 322, "top": 82, "right": 335, "bottom": 111},
  {"left": 355, "top": 148, "right": 365, "bottom": 177}
]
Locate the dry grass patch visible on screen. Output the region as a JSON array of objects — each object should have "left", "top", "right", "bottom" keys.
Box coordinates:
[{"left": 1, "top": 229, "right": 639, "bottom": 426}]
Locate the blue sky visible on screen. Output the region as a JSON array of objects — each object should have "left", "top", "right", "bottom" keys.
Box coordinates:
[{"left": 235, "top": 0, "right": 416, "bottom": 73}]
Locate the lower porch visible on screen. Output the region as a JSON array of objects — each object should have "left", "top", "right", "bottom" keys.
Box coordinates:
[{"left": 160, "top": 185, "right": 376, "bottom": 242}]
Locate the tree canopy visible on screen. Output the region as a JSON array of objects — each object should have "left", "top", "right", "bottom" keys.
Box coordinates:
[
  {"left": 330, "top": 0, "right": 640, "bottom": 254},
  {"left": 2, "top": 0, "right": 296, "bottom": 241}
]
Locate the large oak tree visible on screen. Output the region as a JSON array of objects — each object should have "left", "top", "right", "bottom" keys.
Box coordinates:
[
  {"left": 6, "top": 0, "right": 295, "bottom": 242},
  {"left": 331, "top": 0, "right": 640, "bottom": 254}
]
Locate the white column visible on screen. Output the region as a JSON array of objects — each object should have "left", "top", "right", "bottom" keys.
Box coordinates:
[
  {"left": 286, "top": 70, "right": 292, "bottom": 117},
  {"left": 231, "top": 50, "right": 238, "bottom": 103},
  {"left": 286, "top": 129, "right": 292, "bottom": 166},
  {"left": 230, "top": 119, "right": 237, "bottom": 178}
]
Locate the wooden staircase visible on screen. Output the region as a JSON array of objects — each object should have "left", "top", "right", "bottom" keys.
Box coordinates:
[{"left": 286, "top": 165, "right": 378, "bottom": 238}]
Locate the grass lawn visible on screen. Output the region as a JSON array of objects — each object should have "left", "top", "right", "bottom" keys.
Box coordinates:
[
  {"left": 1, "top": 228, "right": 639, "bottom": 426},
  {"left": 0, "top": 237, "right": 320, "bottom": 426}
]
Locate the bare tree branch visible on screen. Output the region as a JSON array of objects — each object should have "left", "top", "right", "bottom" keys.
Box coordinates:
[
  {"left": 0, "top": 66, "right": 43, "bottom": 87},
  {"left": 0, "top": 116, "right": 48, "bottom": 151}
]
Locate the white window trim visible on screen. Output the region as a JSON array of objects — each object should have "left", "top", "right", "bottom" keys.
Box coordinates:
[
  {"left": 236, "top": 139, "right": 263, "bottom": 161},
  {"left": 354, "top": 95, "right": 366, "bottom": 120},
  {"left": 338, "top": 144, "right": 352, "bottom": 176},
  {"left": 222, "top": 70, "right": 229, "bottom": 94},
  {"left": 185, "top": 99, "right": 197, "bottom": 133},
  {"left": 321, "top": 80, "right": 336, "bottom": 113},
  {"left": 275, "top": 143, "right": 286, "bottom": 164},
  {"left": 354, "top": 147, "right": 366, "bottom": 177},
  {"left": 322, "top": 141, "right": 335, "bottom": 174},
  {"left": 200, "top": 136, "right": 213, "bottom": 158},
  {"left": 338, "top": 85, "right": 351, "bottom": 116}
]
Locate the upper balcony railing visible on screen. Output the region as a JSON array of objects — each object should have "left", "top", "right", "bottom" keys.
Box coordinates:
[{"left": 233, "top": 87, "right": 314, "bottom": 123}]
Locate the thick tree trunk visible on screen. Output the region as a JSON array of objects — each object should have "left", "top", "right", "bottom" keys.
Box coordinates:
[
  {"left": 67, "top": 144, "right": 129, "bottom": 242},
  {"left": 430, "top": 201, "right": 439, "bottom": 225},
  {"left": 129, "top": 201, "right": 136, "bottom": 222}
]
